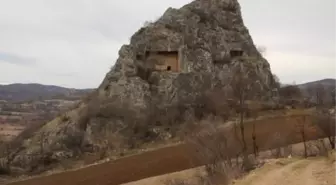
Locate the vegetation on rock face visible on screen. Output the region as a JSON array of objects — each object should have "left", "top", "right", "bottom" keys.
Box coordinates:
[
  {"left": 2, "top": 0, "right": 276, "bottom": 172},
  {"left": 2, "top": 0, "right": 335, "bottom": 178},
  {"left": 0, "top": 1, "right": 333, "bottom": 185}
]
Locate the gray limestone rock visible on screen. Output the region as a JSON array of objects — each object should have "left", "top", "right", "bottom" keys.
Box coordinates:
[{"left": 11, "top": 0, "right": 276, "bottom": 171}]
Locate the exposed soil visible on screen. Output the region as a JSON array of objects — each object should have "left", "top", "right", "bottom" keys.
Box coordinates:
[
  {"left": 234, "top": 158, "right": 335, "bottom": 185},
  {"left": 7, "top": 114, "right": 331, "bottom": 185},
  {"left": 7, "top": 144, "right": 195, "bottom": 185},
  {"left": 123, "top": 157, "right": 336, "bottom": 185}
]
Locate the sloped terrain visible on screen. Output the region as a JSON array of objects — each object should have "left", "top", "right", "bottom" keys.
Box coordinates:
[
  {"left": 298, "top": 78, "right": 335, "bottom": 90},
  {"left": 7, "top": 144, "right": 193, "bottom": 185},
  {"left": 123, "top": 157, "right": 335, "bottom": 185},
  {"left": 233, "top": 157, "right": 335, "bottom": 185},
  {"left": 7, "top": 114, "right": 329, "bottom": 185}
]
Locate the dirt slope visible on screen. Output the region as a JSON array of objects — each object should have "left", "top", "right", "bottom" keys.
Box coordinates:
[
  {"left": 7, "top": 114, "right": 328, "bottom": 185},
  {"left": 234, "top": 158, "right": 335, "bottom": 185},
  {"left": 124, "top": 157, "right": 335, "bottom": 185},
  {"left": 7, "top": 144, "right": 195, "bottom": 185}
]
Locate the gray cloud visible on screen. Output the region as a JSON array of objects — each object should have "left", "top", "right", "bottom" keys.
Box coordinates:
[{"left": 0, "top": 0, "right": 334, "bottom": 88}]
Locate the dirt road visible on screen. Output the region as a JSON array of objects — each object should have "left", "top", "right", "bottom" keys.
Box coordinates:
[
  {"left": 234, "top": 158, "right": 335, "bottom": 185},
  {"left": 123, "top": 157, "right": 336, "bottom": 185}
]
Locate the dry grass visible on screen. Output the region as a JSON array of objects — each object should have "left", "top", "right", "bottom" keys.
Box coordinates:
[
  {"left": 122, "top": 160, "right": 278, "bottom": 185},
  {"left": 327, "top": 150, "right": 335, "bottom": 162},
  {"left": 6, "top": 111, "right": 333, "bottom": 185},
  {"left": 122, "top": 154, "right": 335, "bottom": 185}
]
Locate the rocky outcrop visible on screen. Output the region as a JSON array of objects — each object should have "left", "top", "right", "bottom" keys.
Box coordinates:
[
  {"left": 9, "top": 0, "right": 275, "bottom": 172},
  {"left": 98, "top": 0, "right": 273, "bottom": 107}
]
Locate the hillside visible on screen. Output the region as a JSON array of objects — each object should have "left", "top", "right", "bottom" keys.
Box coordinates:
[
  {"left": 0, "top": 83, "right": 94, "bottom": 102},
  {"left": 4, "top": 115, "right": 334, "bottom": 185},
  {"left": 298, "top": 78, "right": 335, "bottom": 90},
  {"left": 123, "top": 157, "right": 335, "bottom": 185}
]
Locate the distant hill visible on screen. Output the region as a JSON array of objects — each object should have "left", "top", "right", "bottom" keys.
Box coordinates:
[
  {"left": 297, "top": 78, "right": 336, "bottom": 90},
  {"left": 0, "top": 83, "right": 94, "bottom": 102},
  {"left": 295, "top": 78, "right": 335, "bottom": 100}
]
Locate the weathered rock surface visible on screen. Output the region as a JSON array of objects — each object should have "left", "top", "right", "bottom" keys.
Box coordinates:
[{"left": 8, "top": 0, "right": 275, "bottom": 172}]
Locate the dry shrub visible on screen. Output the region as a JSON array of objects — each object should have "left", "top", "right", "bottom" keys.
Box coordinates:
[
  {"left": 186, "top": 120, "right": 245, "bottom": 185},
  {"left": 81, "top": 89, "right": 99, "bottom": 103},
  {"left": 97, "top": 131, "right": 125, "bottom": 160},
  {"left": 201, "top": 89, "right": 233, "bottom": 120},
  {"left": 313, "top": 110, "right": 335, "bottom": 149},
  {"left": 0, "top": 141, "right": 10, "bottom": 175},
  {"left": 27, "top": 152, "right": 58, "bottom": 175},
  {"left": 77, "top": 98, "right": 100, "bottom": 131},
  {"left": 278, "top": 85, "right": 302, "bottom": 101},
  {"left": 62, "top": 128, "right": 85, "bottom": 156},
  {"left": 164, "top": 178, "right": 192, "bottom": 185},
  {"left": 60, "top": 114, "right": 70, "bottom": 122},
  {"left": 11, "top": 121, "right": 46, "bottom": 149},
  {"left": 306, "top": 139, "right": 330, "bottom": 157},
  {"left": 263, "top": 132, "right": 287, "bottom": 158},
  {"left": 0, "top": 121, "right": 48, "bottom": 174},
  {"left": 282, "top": 145, "right": 293, "bottom": 157},
  {"left": 0, "top": 160, "right": 10, "bottom": 175},
  {"left": 307, "top": 139, "right": 336, "bottom": 164},
  {"left": 327, "top": 150, "right": 335, "bottom": 162}
]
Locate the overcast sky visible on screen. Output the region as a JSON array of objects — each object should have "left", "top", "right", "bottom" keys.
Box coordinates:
[{"left": 0, "top": 0, "right": 335, "bottom": 88}]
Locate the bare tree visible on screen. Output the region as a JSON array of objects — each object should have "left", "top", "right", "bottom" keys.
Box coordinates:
[
  {"left": 271, "top": 74, "right": 281, "bottom": 89},
  {"left": 296, "top": 115, "right": 308, "bottom": 158},
  {"left": 187, "top": 122, "right": 242, "bottom": 185},
  {"left": 249, "top": 109, "right": 259, "bottom": 158},
  {"left": 328, "top": 86, "right": 336, "bottom": 107},
  {"left": 98, "top": 126, "right": 125, "bottom": 160},
  {"left": 311, "top": 84, "right": 326, "bottom": 107},
  {"left": 39, "top": 132, "right": 47, "bottom": 155},
  {"left": 232, "top": 121, "right": 242, "bottom": 167},
  {"left": 0, "top": 139, "right": 12, "bottom": 174},
  {"left": 200, "top": 88, "right": 233, "bottom": 121},
  {"left": 244, "top": 101, "right": 260, "bottom": 158},
  {"left": 278, "top": 84, "right": 302, "bottom": 105},
  {"left": 309, "top": 84, "right": 335, "bottom": 149},
  {"left": 229, "top": 61, "right": 264, "bottom": 168},
  {"left": 314, "top": 110, "right": 335, "bottom": 149},
  {"left": 261, "top": 130, "right": 291, "bottom": 158}
]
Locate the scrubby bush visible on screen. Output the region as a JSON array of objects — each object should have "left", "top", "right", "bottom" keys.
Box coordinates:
[
  {"left": 0, "top": 164, "right": 10, "bottom": 175},
  {"left": 186, "top": 121, "right": 251, "bottom": 185},
  {"left": 164, "top": 178, "right": 192, "bottom": 185}
]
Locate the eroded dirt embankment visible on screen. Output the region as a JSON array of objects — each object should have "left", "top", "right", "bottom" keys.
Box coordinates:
[
  {"left": 123, "top": 157, "right": 336, "bottom": 185},
  {"left": 233, "top": 157, "right": 335, "bottom": 185},
  {"left": 8, "top": 114, "right": 330, "bottom": 185}
]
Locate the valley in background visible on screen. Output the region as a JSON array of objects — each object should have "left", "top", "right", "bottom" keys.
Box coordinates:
[{"left": 0, "top": 83, "right": 93, "bottom": 140}]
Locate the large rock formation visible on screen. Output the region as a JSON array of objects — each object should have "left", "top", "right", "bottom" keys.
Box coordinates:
[{"left": 9, "top": 0, "right": 275, "bottom": 172}]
